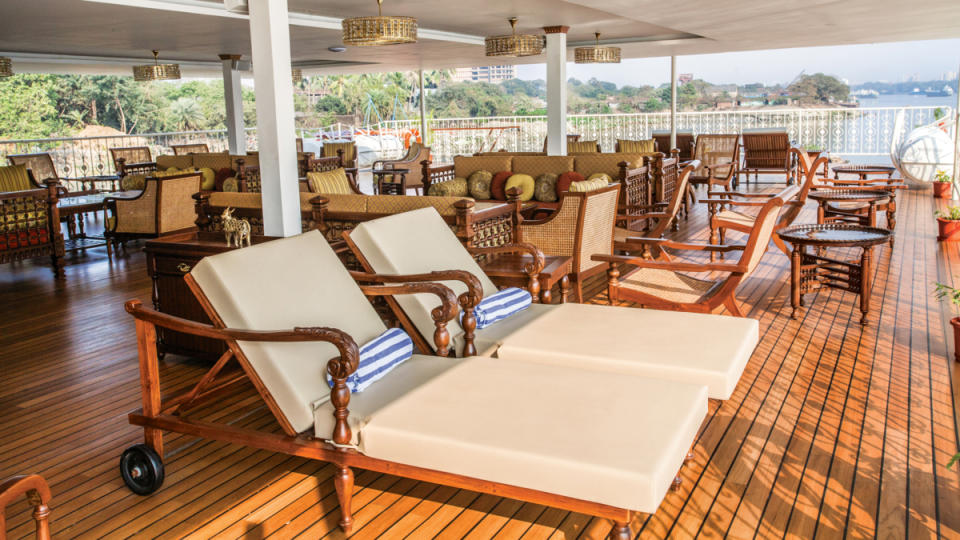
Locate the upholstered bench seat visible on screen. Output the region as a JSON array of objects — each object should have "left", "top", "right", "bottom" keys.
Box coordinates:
[{"left": 314, "top": 354, "right": 708, "bottom": 513}]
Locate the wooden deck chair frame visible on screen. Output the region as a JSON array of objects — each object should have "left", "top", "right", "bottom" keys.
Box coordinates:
[
  {"left": 122, "top": 270, "right": 643, "bottom": 539},
  {"left": 616, "top": 161, "right": 698, "bottom": 259},
  {"left": 737, "top": 131, "right": 796, "bottom": 186},
  {"left": 594, "top": 186, "right": 797, "bottom": 317},
  {"left": 0, "top": 474, "right": 52, "bottom": 539}
]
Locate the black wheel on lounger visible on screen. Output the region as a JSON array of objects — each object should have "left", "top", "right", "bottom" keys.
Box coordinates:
[{"left": 120, "top": 444, "right": 165, "bottom": 495}]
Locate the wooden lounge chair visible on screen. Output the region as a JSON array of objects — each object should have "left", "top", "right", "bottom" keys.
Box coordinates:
[
  {"left": 171, "top": 143, "right": 210, "bottom": 155},
  {"left": 738, "top": 129, "right": 797, "bottom": 185},
  {"left": 615, "top": 162, "right": 698, "bottom": 258},
  {"left": 688, "top": 134, "right": 740, "bottom": 192},
  {"left": 651, "top": 130, "right": 695, "bottom": 161},
  {"left": 343, "top": 207, "right": 759, "bottom": 399},
  {"left": 121, "top": 230, "right": 710, "bottom": 539},
  {"left": 706, "top": 148, "right": 825, "bottom": 259},
  {"left": 371, "top": 142, "right": 431, "bottom": 194},
  {"left": 597, "top": 187, "right": 797, "bottom": 317},
  {"left": 0, "top": 474, "right": 52, "bottom": 539}
]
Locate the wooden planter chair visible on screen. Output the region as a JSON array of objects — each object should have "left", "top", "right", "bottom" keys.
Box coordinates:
[
  {"left": 705, "top": 148, "right": 825, "bottom": 260},
  {"left": 170, "top": 143, "right": 210, "bottom": 155},
  {"left": 371, "top": 142, "right": 432, "bottom": 194},
  {"left": 0, "top": 474, "right": 52, "bottom": 539},
  {"left": 615, "top": 162, "right": 698, "bottom": 259},
  {"left": 595, "top": 186, "right": 797, "bottom": 317},
  {"left": 104, "top": 171, "right": 200, "bottom": 256},
  {"left": 0, "top": 177, "right": 65, "bottom": 279},
  {"left": 121, "top": 230, "right": 710, "bottom": 540},
  {"left": 651, "top": 131, "right": 695, "bottom": 161},
  {"left": 343, "top": 207, "right": 759, "bottom": 400},
  {"left": 737, "top": 130, "right": 796, "bottom": 185},
  {"left": 688, "top": 134, "right": 740, "bottom": 194}
]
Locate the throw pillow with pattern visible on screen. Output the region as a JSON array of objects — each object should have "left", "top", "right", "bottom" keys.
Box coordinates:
[{"left": 467, "top": 170, "right": 493, "bottom": 199}]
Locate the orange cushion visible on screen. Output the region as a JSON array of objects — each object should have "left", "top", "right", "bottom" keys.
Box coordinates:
[
  {"left": 556, "top": 171, "right": 585, "bottom": 196},
  {"left": 491, "top": 171, "right": 512, "bottom": 200}
]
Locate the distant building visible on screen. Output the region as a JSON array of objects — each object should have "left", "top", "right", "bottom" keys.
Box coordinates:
[
  {"left": 453, "top": 65, "right": 517, "bottom": 83},
  {"left": 678, "top": 73, "right": 693, "bottom": 84}
]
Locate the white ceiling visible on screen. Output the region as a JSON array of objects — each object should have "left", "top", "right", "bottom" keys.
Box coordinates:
[{"left": 1, "top": 0, "right": 959, "bottom": 77}]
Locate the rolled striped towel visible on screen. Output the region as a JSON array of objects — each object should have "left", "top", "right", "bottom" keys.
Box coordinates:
[
  {"left": 327, "top": 327, "right": 413, "bottom": 393},
  {"left": 466, "top": 287, "right": 532, "bottom": 329}
]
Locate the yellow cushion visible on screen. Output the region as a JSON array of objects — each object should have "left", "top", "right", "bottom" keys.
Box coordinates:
[
  {"left": 569, "top": 178, "right": 608, "bottom": 193},
  {"left": 617, "top": 139, "right": 655, "bottom": 153},
  {"left": 427, "top": 177, "right": 469, "bottom": 197},
  {"left": 505, "top": 174, "right": 536, "bottom": 202},
  {"left": 0, "top": 164, "right": 33, "bottom": 192},
  {"left": 307, "top": 168, "right": 353, "bottom": 195},
  {"left": 322, "top": 142, "right": 356, "bottom": 162},
  {"left": 199, "top": 167, "right": 216, "bottom": 191},
  {"left": 568, "top": 140, "right": 599, "bottom": 153},
  {"left": 587, "top": 173, "right": 612, "bottom": 184}
]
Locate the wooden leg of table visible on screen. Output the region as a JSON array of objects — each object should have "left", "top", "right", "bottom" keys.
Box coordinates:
[
  {"left": 860, "top": 247, "right": 872, "bottom": 326},
  {"left": 817, "top": 201, "right": 825, "bottom": 225},
  {"left": 868, "top": 203, "right": 877, "bottom": 228},
  {"left": 560, "top": 274, "right": 570, "bottom": 304},
  {"left": 78, "top": 211, "right": 87, "bottom": 238},
  {"left": 887, "top": 196, "right": 897, "bottom": 245},
  {"left": 791, "top": 246, "right": 802, "bottom": 319}
]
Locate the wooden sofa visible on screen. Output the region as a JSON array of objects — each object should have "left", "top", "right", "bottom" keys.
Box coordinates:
[{"left": 117, "top": 152, "right": 317, "bottom": 193}]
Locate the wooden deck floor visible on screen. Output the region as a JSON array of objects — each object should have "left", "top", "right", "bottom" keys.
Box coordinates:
[{"left": 2, "top": 187, "right": 960, "bottom": 539}]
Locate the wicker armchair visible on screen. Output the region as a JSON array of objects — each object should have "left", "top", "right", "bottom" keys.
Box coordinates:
[
  {"left": 371, "top": 142, "right": 431, "bottom": 194},
  {"left": 595, "top": 186, "right": 797, "bottom": 316},
  {"left": 0, "top": 474, "right": 53, "bottom": 539},
  {"left": 322, "top": 142, "right": 357, "bottom": 168},
  {"left": 738, "top": 130, "right": 796, "bottom": 185},
  {"left": 104, "top": 171, "right": 200, "bottom": 256},
  {"left": 688, "top": 134, "right": 740, "bottom": 192},
  {"left": 0, "top": 179, "right": 65, "bottom": 278},
  {"left": 171, "top": 143, "right": 210, "bottom": 155},
  {"left": 516, "top": 184, "right": 620, "bottom": 302}
]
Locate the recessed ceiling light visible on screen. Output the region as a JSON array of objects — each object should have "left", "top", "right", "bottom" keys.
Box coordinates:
[{"left": 328, "top": 46, "right": 347, "bottom": 53}]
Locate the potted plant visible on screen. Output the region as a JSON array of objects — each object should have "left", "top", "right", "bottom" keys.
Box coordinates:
[
  {"left": 935, "top": 206, "right": 960, "bottom": 241},
  {"left": 934, "top": 282, "right": 960, "bottom": 363},
  {"left": 933, "top": 170, "right": 953, "bottom": 199}
]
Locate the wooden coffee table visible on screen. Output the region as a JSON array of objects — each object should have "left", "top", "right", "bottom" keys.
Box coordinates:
[
  {"left": 58, "top": 190, "right": 139, "bottom": 250},
  {"left": 480, "top": 254, "right": 572, "bottom": 304},
  {"left": 808, "top": 189, "right": 890, "bottom": 229},
  {"left": 778, "top": 224, "right": 891, "bottom": 326}
]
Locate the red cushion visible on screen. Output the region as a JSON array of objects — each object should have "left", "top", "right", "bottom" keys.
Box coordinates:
[
  {"left": 556, "top": 172, "right": 585, "bottom": 196},
  {"left": 490, "top": 171, "right": 512, "bottom": 200},
  {"left": 215, "top": 167, "right": 235, "bottom": 191}
]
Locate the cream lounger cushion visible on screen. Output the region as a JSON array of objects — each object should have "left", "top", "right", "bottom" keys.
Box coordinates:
[
  {"left": 190, "top": 230, "right": 388, "bottom": 434},
  {"left": 315, "top": 354, "right": 708, "bottom": 512},
  {"left": 348, "top": 208, "right": 759, "bottom": 400}
]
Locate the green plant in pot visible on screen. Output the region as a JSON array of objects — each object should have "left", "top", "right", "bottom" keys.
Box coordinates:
[
  {"left": 935, "top": 282, "right": 960, "bottom": 469},
  {"left": 933, "top": 170, "right": 953, "bottom": 199},
  {"left": 935, "top": 206, "right": 960, "bottom": 241}
]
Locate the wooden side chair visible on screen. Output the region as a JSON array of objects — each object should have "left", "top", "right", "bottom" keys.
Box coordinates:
[
  {"left": 596, "top": 186, "right": 798, "bottom": 316},
  {"left": 7, "top": 153, "right": 113, "bottom": 193},
  {"left": 371, "top": 143, "right": 432, "bottom": 194},
  {"left": 104, "top": 171, "right": 200, "bottom": 256},
  {"left": 517, "top": 184, "right": 620, "bottom": 303},
  {"left": 615, "top": 161, "right": 699, "bottom": 258},
  {"left": 110, "top": 146, "right": 153, "bottom": 172},
  {"left": 0, "top": 474, "right": 52, "bottom": 539},
  {"left": 688, "top": 134, "right": 740, "bottom": 193},
  {"left": 651, "top": 131, "right": 695, "bottom": 160},
  {"left": 738, "top": 130, "right": 796, "bottom": 185},
  {"left": 170, "top": 143, "right": 210, "bottom": 155},
  {"left": 706, "top": 148, "right": 825, "bottom": 259}
]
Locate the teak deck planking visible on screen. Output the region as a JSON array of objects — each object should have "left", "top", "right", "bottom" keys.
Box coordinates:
[{"left": 2, "top": 185, "right": 960, "bottom": 539}]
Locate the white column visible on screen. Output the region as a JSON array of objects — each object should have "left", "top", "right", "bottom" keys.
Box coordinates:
[
  {"left": 419, "top": 69, "right": 427, "bottom": 145},
  {"left": 248, "top": 0, "right": 301, "bottom": 237},
  {"left": 544, "top": 26, "right": 569, "bottom": 156},
  {"left": 953, "top": 63, "right": 960, "bottom": 197},
  {"left": 670, "top": 55, "right": 677, "bottom": 150},
  {"left": 219, "top": 54, "right": 246, "bottom": 155}
]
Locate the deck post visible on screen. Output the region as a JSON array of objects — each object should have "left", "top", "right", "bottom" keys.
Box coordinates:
[
  {"left": 419, "top": 69, "right": 428, "bottom": 145},
  {"left": 219, "top": 54, "right": 247, "bottom": 156},
  {"left": 248, "top": 0, "right": 302, "bottom": 237},
  {"left": 544, "top": 26, "right": 569, "bottom": 156},
  {"left": 670, "top": 55, "right": 678, "bottom": 150}
]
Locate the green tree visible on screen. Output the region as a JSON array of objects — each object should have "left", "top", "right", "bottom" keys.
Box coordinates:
[
  {"left": 0, "top": 74, "right": 62, "bottom": 139},
  {"left": 788, "top": 73, "right": 849, "bottom": 104},
  {"left": 166, "top": 97, "right": 204, "bottom": 131}
]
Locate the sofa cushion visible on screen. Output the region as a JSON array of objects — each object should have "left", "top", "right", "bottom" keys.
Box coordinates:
[
  {"left": 505, "top": 174, "right": 535, "bottom": 202},
  {"left": 568, "top": 140, "right": 599, "bottom": 153},
  {"left": 307, "top": 168, "right": 353, "bottom": 195},
  {"left": 427, "top": 177, "right": 469, "bottom": 197},
  {"left": 467, "top": 170, "right": 493, "bottom": 199},
  {"left": 574, "top": 153, "right": 650, "bottom": 179},
  {"left": 569, "top": 178, "right": 609, "bottom": 192},
  {"left": 193, "top": 153, "right": 235, "bottom": 172},
  {"left": 156, "top": 155, "right": 193, "bottom": 170},
  {"left": 556, "top": 171, "right": 584, "bottom": 195},
  {"left": 367, "top": 194, "right": 468, "bottom": 216},
  {"left": 198, "top": 167, "right": 216, "bottom": 191},
  {"left": 190, "top": 230, "right": 388, "bottom": 433},
  {"left": 322, "top": 193, "right": 368, "bottom": 213},
  {"left": 587, "top": 172, "right": 613, "bottom": 183},
  {"left": 512, "top": 156, "right": 574, "bottom": 178},
  {"left": 534, "top": 173, "right": 558, "bottom": 202},
  {"left": 490, "top": 171, "right": 512, "bottom": 200},
  {"left": 222, "top": 177, "right": 240, "bottom": 192},
  {"left": 617, "top": 139, "right": 656, "bottom": 153},
  {"left": 215, "top": 168, "right": 233, "bottom": 191},
  {"left": 0, "top": 165, "right": 32, "bottom": 192},
  {"left": 453, "top": 155, "right": 513, "bottom": 179},
  {"left": 121, "top": 174, "right": 147, "bottom": 191}
]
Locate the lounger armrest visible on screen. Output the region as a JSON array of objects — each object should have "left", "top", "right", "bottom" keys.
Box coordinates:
[
  {"left": 591, "top": 253, "right": 747, "bottom": 273},
  {"left": 615, "top": 237, "right": 747, "bottom": 253},
  {"left": 467, "top": 242, "right": 545, "bottom": 276},
  {"left": 701, "top": 198, "right": 769, "bottom": 207},
  {"left": 706, "top": 191, "right": 775, "bottom": 198}
]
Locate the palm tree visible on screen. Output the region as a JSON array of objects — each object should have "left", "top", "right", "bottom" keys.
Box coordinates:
[{"left": 166, "top": 97, "right": 204, "bottom": 131}]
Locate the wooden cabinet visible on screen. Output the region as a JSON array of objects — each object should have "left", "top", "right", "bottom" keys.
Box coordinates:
[{"left": 144, "top": 232, "right": 277, "bottom": 359}]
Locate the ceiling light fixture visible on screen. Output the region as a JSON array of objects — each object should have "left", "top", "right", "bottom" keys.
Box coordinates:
[
  {"left": 485, "top": 17, "right": 543, "bottom": 58},
  {"left": 575, "top": 32, "right": 621, "bottom": 64},
  {"left": 328, "top": 46, "right": 347, "bottom": 53},
  {"left": 132, "top": 50, "right": 181, "bottom": 81},
  {"left": 0, "top": 57, "right": 12, "bottom": 77},
  {"left": 342, "top": 0, "right": 417, "bottom": 46},
  {"left": 292, "top": 68, "right": 303, "bottom": 83}
]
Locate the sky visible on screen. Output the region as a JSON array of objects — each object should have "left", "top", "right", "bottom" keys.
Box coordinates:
[{"left": 517, "top": 38, "right": 960, "bottom": 87}]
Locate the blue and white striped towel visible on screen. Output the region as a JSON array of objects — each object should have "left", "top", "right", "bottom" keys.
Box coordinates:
[
  {"left": 465, "top": 287, "right": 532, "bottom": 329},
  {"left": 327, "top": 327, "right": 413, "bottom": 393}
]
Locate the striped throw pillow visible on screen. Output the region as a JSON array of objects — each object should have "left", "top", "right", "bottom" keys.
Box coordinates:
[
  {"left": 307, "top": 168, "right": 352, "bottom": 194},
  {"left": 326, "top": 327, "right": 413, "bottom": 393},
  {"left": 465, "top": 287, "right": 532, "bottom": 329},
  {"left": 0, "top": 165, "right": 33, "bottom": 192},
  {"left": 617, "top": 139, "right": 655, "bottom": 153}
]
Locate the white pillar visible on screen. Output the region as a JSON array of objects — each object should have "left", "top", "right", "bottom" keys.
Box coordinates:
[
  {"left": 544, "top": 26, "right": 569, "bottom": 156},
  {"left": 419, "top": 69, "right": 427, "bottom": 145},
  {"left": 670, "top": 55, "right": 677, "bottom": 150},
  {"left": 248, "top": 0, "right": 301, "bottom": 237},
  {"left": 219, "top": 54, "right": 246, "bottom": 155},
  {"left": 953, "top": 63, "right": 960, "bottom": 197}
]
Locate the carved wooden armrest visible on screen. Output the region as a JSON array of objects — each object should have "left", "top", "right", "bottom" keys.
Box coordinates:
[
  {"left": 616, "top": 236, "right": 746, "bottom": 253},
  {"left": 0, "top": 474, "right": 52, "bottom": 538},
  {"left": 467, "top": 243, "right": 545, "bottom": 276}
]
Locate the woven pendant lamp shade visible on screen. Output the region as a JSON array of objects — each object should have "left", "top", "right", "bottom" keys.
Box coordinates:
[
  {"left": 0, "top": 57, "right": 12, "bottom": 77},
  {"left": 342, "top": 0, "right": 417, "bottom": 46},
  {"left": 485, "top": 18, "right": 544, "bottom": 57},
  {"left": 574, "top": 33, "right": 621, "bottom": 64},
  {"left": 133, "top": 50, "right": 181, "bottom": 81}
]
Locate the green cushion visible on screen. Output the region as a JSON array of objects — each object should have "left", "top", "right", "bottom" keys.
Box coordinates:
[
  {"left": 467, "top": 170, "right": 493, "bottom": 199},
  {"left": 121, "top": 174, "right": 147, "bottom": 191},
  {"left": 199, "top": 167, "right": 217, "bottom": 191},
  {"left": 0, "top": 164, "right": 33, "bottom": 192},
  {"left": 427, "top": 177, "right": 469, "bottom": 197},
  {"left": 534, "top": 173, "right": 558, "bottom": 202},
  {"left": 505, "top": 174, "right": 535, "bottom": 202},
  {"left": 222, "top": 177, "right": 240, "bottom": 192}
]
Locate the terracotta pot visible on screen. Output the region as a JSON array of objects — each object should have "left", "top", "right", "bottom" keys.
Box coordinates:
[
  {"left": 952, "top": 317, "right": 960, "bottom": 363},
  {"left": 938, "top": 218, "right": 960, "bottom": 241},
  {"left": 934, "top": 182, "right": 953, "bottom": 199}
]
